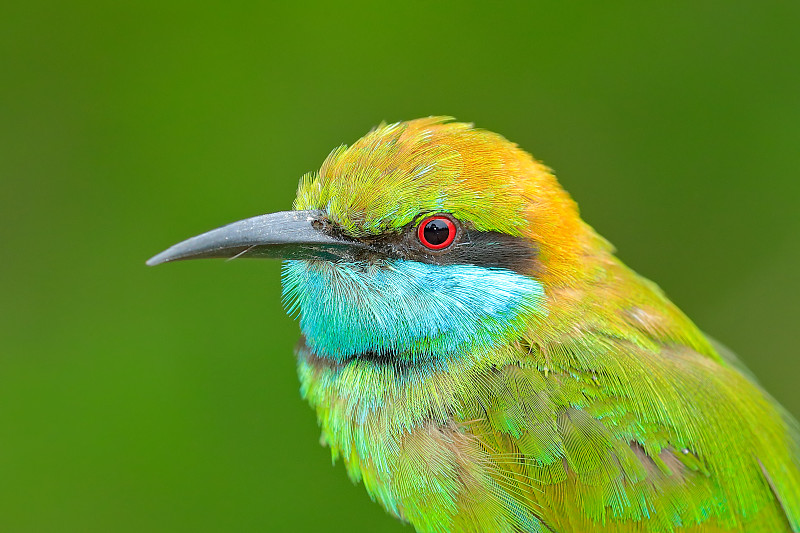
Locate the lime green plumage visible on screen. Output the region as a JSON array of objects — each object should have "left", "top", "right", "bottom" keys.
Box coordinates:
[{"left": 288, "top": 118, "right": 800, "bottom": 532}]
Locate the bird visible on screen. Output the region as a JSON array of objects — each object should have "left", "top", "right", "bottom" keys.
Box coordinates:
[{"left": 147, "top": 117, "right": 800, "bottom": 532}]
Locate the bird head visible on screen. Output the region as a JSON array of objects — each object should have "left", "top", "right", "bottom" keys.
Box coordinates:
[{"left": 148, "top": 117, "right": 597, "bottom": 365}]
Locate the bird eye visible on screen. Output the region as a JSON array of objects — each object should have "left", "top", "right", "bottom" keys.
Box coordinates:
[{"left": 417, "top": 216, "right": 456, "bottom": 250}]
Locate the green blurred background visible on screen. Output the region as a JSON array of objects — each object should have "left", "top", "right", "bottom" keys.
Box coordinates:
[{"left": 2, "top": 2, "right": 799, "bottom": 531}]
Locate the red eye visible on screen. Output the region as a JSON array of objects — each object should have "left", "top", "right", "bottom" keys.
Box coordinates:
[{"left": 417, "top": 216, "right": 456, "bottom": 250}]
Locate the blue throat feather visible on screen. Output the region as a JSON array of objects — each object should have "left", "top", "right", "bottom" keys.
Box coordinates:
[{"left": 282, "top": 259, "right": 546, "bottom": 362}]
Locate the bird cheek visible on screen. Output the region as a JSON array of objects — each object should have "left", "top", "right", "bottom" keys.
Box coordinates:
[{"left": 281, "top": 259, "right": 547, "bottom": 362}]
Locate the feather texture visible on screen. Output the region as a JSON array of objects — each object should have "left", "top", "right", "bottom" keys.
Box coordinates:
[{"left": 285, "top": 118, "right": 800, "bottom": 532}]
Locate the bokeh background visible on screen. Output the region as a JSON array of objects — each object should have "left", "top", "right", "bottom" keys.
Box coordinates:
[{"left": 2, "top": 2, "right": 799, "bottom": 531}]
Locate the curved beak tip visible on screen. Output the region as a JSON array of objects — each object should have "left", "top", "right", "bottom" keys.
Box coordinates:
[
  {"left": 145, "top": 253, "right": 167, "bottom": 267},
  {"left": 145, "top": 241, "right": 198, "bottom": 267}
]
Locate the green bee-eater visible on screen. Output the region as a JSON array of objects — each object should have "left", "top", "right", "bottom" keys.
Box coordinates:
[{"left": 148, "top": 117, "right": 800, "bottom": 532}]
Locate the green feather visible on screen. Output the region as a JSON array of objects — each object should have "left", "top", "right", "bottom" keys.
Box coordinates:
[{"left": 287, "top": 118, "right": 800, "bottom": 532}]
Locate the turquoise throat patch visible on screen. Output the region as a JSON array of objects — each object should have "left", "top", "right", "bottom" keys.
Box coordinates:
[{"left": 282, "top": 259, "right": 545, "bottom": 362}]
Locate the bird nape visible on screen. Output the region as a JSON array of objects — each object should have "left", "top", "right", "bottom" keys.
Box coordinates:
[{"left": 147, "top": 117, "right": 800, "bottom": 533}]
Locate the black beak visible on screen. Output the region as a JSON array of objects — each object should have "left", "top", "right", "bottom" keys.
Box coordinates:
[{"left": 146, "top": 210, "right": 368, "bottom": 266}]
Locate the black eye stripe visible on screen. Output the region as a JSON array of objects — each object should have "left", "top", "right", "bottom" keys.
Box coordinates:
[{"left": 325, "top": 214, "right": 538, "bottom": 275}]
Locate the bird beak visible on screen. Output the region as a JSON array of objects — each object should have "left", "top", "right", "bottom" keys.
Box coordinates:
[{"left": 146, "top": 209, "right": 367, "bottom": 266}]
